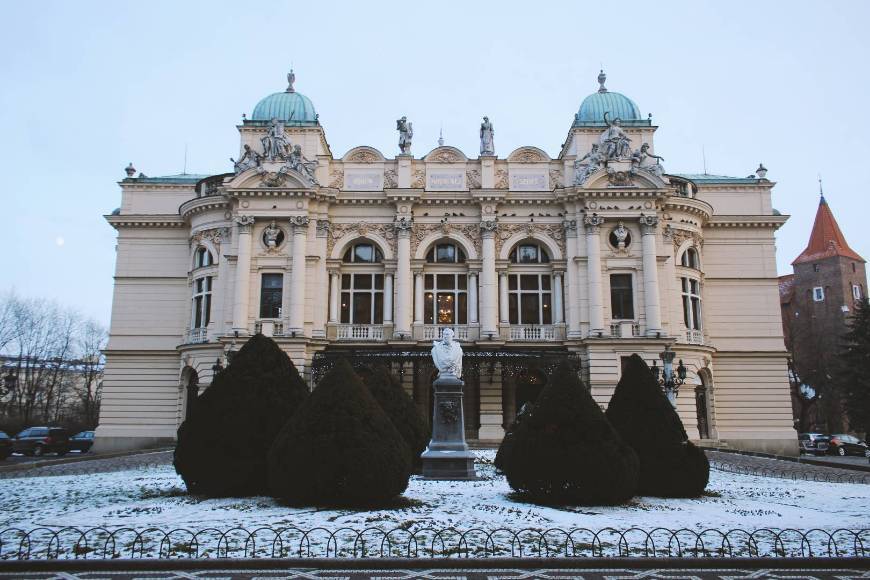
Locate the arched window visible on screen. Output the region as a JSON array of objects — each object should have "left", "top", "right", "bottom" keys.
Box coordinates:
[
  {"left": 194, "top": 247, "right": 213, "bottom": 268},
  {"left": 509, "top": 243, "right": 550, "bottom": 264},
  {"left": 426, "top": 243, "right": 466, "bottom": 264},
  {"left": 681, "top": 247, "right": 700, "bottom": 269},
  {"left": 343, "top": 243, "right": 383, "bottom": 263}
]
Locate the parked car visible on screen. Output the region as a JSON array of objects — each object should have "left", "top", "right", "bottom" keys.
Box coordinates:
[
  {"left": 798, "top": 432, "right": 830, "bottom": 455},
  {"left": 12, "top": 427, "right": 70, "bottom": 457},
  {"left": 68, "top": 431, "right": 95, "bottom": 453},
  {"left": 0, "top": 431, "right": 11, "bottom": 460},
  {"left": 827, "top": 434, "right": 870, "bottom": 457}
]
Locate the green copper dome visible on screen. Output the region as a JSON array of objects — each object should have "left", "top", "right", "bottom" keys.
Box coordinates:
[
  {"left": 251, "top": 70, "right": 318, "bottom": 124},
  {"left": 575, "top": 71, "right": 643, "bottom": 126}
]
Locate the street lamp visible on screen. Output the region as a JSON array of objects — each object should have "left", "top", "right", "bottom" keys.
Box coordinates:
[{"left": 650, "top": 345, "right": 686, "bottom": 407}]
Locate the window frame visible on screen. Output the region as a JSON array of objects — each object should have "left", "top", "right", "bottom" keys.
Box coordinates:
[
  {"left": 812, "top": 286, "right": 825, "bottom": 302},
  {"left": 340, "top": 272, "right": 385, "bottom": 324},
  {"left": 681, "top": 276, "right": 703, "bottom": 330},
  {"left": 424, "top": 272, "right": 468, "bottom": 325},
  {"left": 426, "top": 243, "right": 467, "bottom": 264},
  {"left": 507, "top": 273, "right": 553, "bottom": 325},
  {"left": 342, "top": 242, "right": 384, "bottom": 264},
  {"left": 191, "top": 275, "right": 213, "bottom": 329},
  {"left": 259, "top": 272, "right": 284, "bottom": 319},
  {"left": 609, "top": 272, "right": 635, "bottom": 321},
  {"left": 194, "top": 246, "right": 213, "bottom": 269},
  {"left": 509, "top": 242, "right": 551, "bottom": 264}
]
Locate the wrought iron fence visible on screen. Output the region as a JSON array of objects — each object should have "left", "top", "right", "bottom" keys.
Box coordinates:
[
  {"left": 0, "top": 527, "right": 866, "bottom": 560},
  {"left": 709, "top": 459, "right": 870, "bottom": 485}
]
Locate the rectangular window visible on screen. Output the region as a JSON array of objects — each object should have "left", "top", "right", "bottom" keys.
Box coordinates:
[
  {"left": 191, "top": 275, "right": 213, "bottom": 329},
  {"left": 507, "top": 274, "right": 553, "bottom": 325},
  {"left": 813, "top": 264, "right": 820, "bottom": 272},
  {"left": 423, "top": 274, "right": 468, "bottom": 326},
  {"left": 340, "top": 273, "right": 385, "bottom": 324},
  {"left": 681, "top": 276, "right": 702, "bottom": 330},
  {"left": 854, "top": 284, "right": 864, "bottom": 300},
  {"left": 260, "top": 273, "right": 283, "bottom": 318},
  {"left": 813, "top": 286, "right": 825, "bottom": 302},
  {"left": 610, "top": 274, "right": 634, "bottom": 320}
]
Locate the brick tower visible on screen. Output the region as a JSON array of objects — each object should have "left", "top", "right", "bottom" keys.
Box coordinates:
[{"left": 780, "top": 190, "right": 867, "bottom": 432}]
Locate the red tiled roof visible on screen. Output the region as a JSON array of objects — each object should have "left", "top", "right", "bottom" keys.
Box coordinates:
[{"left": 792, "top": 197, "right": 864, "bottom": 265}]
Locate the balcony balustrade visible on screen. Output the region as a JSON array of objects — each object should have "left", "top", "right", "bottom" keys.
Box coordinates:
[
  {"left": 509, "top": 325, "right": 558, "bottom": 342},
  {"left": 685, "top": 329, "right": 704, "bottom": 345},
  {"left": 185, "top": 328, "right": 208, "bottom": 344},
  {"left": 422, "top": 325, "right": 470, "bottom": 341},
  {"left": 336, "top": 324, "right": 385, "bottom": 341}
]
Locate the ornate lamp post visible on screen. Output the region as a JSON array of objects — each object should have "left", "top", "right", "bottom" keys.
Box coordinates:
[{"left": 650, "top": 345, "right": 686, "bottom": 407}]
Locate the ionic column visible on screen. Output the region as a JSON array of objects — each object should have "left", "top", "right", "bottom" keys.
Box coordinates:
[
  {"left": 394, "top": 218, "right": 413, "bottom": 338},
  {"left": 313, "top": 219, "right": 330, "bottom": 337},
  {"left": 639, "top": 213, "right": 663, "bottom": 335},
  {"left": 553, "top": 271, "right": 564, "bottom": 324},
  {"left": 232, "top": 215, "right": 254, "bottom": 334},
  {"left": 328, "top": 270, "right": 340, "bottom": 323},
  {"left": 499, "top": 272, "right": 509, "bottom": 323},
  {"left": 480, "top": 220, "right": 499, "bottom": 335},
  {"left": 288, "top": 215, "right": 310, "bottom": 335},
  {"left": 413, "top": 271, "right": 424, "bottom": 324},
  {"left": 468, "top": 271, "right": 479, "bottom": 324},
  {"left": 563, "top": 219, "right": 581, "bottom": 337},
  {"left": 384, "top": 273, "right": 394, "bottom": 324},
  {"left": 584, "top": 213, "right": 605, "bottom": 334}
]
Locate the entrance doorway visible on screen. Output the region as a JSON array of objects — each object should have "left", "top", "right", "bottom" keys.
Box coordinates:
[{"left": 695, "top": 376, "right": 711, "bottom": 440}]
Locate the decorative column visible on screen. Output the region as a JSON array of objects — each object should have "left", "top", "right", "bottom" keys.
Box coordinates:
[
  {"left": 499, "top": 272, "right": 509, "bottom": 323},
  {"left": 232, "top": 215, "right": 254, "bottom": 334},
  {"left": 639, "top": 213, "right": 663, "bottom": 335},
  {"left": 468, "top": 271, "right": 479, "bottom": 324},
  {"left": 288, "top": 215, "right": 310, "bottom": 335},
  {"left": 384, "top": 273, "right": 394, "bottom": 324},
  {"left": 394, "top": 217, "right": 413, "bottom": 338},
  {"left": 414, "top": 271, "right": 424, "bottom": 324},
  {"left": 553, "top": 271, "right": 564, "bottom": 324},
  {"left": 328, "top": 269, "right": 340, "bottom": 323},
  {"left": 584, "top": 213, "right": 605, "bottom": 334},
  {"left": 480, "top": 220, "right": 499, "bottom": 336},
  {"left": 563, "top": 219, "right": 581, "bottom": 337},
  {"left": 313, "top": 219, "right": 331, "bottom": 337}
]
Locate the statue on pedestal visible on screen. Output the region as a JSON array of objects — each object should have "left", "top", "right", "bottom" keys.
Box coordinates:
[
  {"left": 397, "top": 116, "right": 413, "bottom": 154},
  {"left": 480, "top": 116, "right": 495, "bottom": 156},
  {"left": 599, "top": 112, "right": 632, "bottom": 160},
  {"left": 574, "top": 144, "right": 602, "bottom": 185},
  {"left": 431, "top": 328, "right": 463, "bottom": 378},
  {"left": 261, "top": 118, "right": 292, "bottom": 161}
]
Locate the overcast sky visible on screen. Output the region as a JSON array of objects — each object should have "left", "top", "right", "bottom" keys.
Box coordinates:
[{"left": 1, "top": 0, "right": 868, "bottom": 326}]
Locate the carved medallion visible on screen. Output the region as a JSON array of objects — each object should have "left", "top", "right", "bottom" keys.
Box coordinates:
[
  {"left": 328, "top": 169, "right": 344, "bottom": 189},
  {"left": 466, "top": 169, "right": 481, "bottom": 189},
  {"left": 411, "top": 169, "right": 425, "bottom": 189},
  {"left": 384, "top": 169, "right": 398, "bottom": 188},
  {"left": 494, "top": 169, "right": 508, "bottom": 189}
]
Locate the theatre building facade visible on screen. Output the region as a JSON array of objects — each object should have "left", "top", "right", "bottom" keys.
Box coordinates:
[{"left": 96, "top": 71, "right": 797, "bottom": 455}]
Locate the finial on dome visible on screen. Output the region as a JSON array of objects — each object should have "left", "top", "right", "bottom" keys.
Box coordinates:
[
  {"left": 597, "top": 69, "right": 607, "bottom": 93},
  {"left": 286, "top": 69, "right": 296, "bottom": 93},
  {"left": 818, "top": 173, "right": 825, "bottom": 202},
  {"left": 438, "top": 127, "right": 444, "bottom": 147}
]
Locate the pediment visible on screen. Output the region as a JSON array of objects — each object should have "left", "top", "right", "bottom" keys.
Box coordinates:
[
  {"left": 226, "top": 165, "right": 313, "bottom": 189},
  {"left": 342, "top": 146, "right": 386, "bottom": 163},
  {"left": 423, "top": 146, "right": 468, "bottom": 163},
  {"left": 582, "top": 166, "right": 670, "bottom": 189},
  {"left": 507, "top": 146, "right": 550, "bottom": 163}
]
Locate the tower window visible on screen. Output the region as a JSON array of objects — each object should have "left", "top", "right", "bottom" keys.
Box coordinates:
[
  {"left": 813, "top": 264, "right": 820, "bottom": 272},
  {"left": 812, "top": 287, "right": 825, "bottom": 302},
  {"left": 854, "top": 284, "right": 864, "bottom": 300}
]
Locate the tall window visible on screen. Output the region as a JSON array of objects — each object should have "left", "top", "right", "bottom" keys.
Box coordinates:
[
  {"left": 854, "top": 284, "right": 864, "bottom": 300},
  {"left": 341, "top": 273, "right": 384, "bottom": 323},
  {"left": 610, "top": 274, "right": 634, "bottom": 320},
  {"left": 681, "top": 277, "right": 702, "bottom": 330},
  {"left": 681, "top": 248, "right": 699, "bottom": 269},
  {"left": 260, "top": 273, "right": 283, "bottom": 318},
  {"left": 425, "top": 274, "right": 467, "bottom": 324},
  {"left": 194, "top": 247, "right": 213, "bottom": 268},
  {"left": 508, "top": 274, "right": 552, "bottom": 324},
  {"left": 191, "top": 276, "right": 212, "bottom": 329},
  {"left": 343, "top": 243, "right": 383, "bottom": 263}
]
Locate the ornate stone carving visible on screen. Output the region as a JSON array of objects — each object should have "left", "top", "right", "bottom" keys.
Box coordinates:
[
  {"left": 432, "top": 150, "right": 460, "bottom": 163},
  {"left": 670, "top": 227, "right": 704, "bottom": 250},
  {"left": 328, "top": 168, "right": 344, "bottom": 188},
  {"left": 231, "top": 144, "right": 262, "bottom": 174},
  {"left": 573, "top": 144, "right": 602, "bottom": 186},
  {"left": 348, "top": 150, "right": 379, "bottom": 163},
  {"left": 316, "top": 219, "right": 331, "bottom": 238},
  {"left": 411, "top": 169, "right": 425, "bottom": 189},
  {"left": 258, "top": 166, "right": 291, "bottom": 187},
  {"left": 393, "top": 216, "right": 414, "bottom": 237},
  {"left": 479, "top": 220, "right": 498, "bottom": 236},
  {"left": 511, "top": 147, "right": 547, "bottom": 163},
  {"left": 328, "top": 222, "right": 397, "bottom": 256},
  {"left": 583, "top": 213, "right": 605, "bottom": 233},
  {"left": 287, "top": 144, "right": 318, "bottom": 184},
  {"left": 384, "top": 169, "right": 398, "bottom": 188},
  {"left": 288, "top": 215, "right": 310, "bottom": 232},
  {"left": 466, "top": 169, "right": 481, "bottom": 189},
  {"left": 632, "top": 142, "right": 666, "bottom": 177},
  {"left": 261, "top": 118, "right": 292, "bottom": 162},
  {"left": 599, "top": 112, "right": 633, "bottom": 161},
  {"left": 480, "top": 117, "right": 495, "bottom": 156},
  {"left": 562, "top": 219, "right": 577, "bottom": 235},
  {"left": 549, "top": 168, "right": 563, "bottom": 188},
  {"left": 397, "top": 116, "right": 413, "bottom": 155},
  {"left": 411, "top": 222, "right": 482, "bottom": 257},
  {"left": 263, "top": 220, "right": 283, "bottom": 249},
  {"left": 607, "top": 167, "right": 635, "bottom": 187},
  {"left": 663, "top": 224, "right": 674, "bottom": 242},
  {"left": 494, "top": 222, "right": 565, "bottom": 256},
  {"left": 191, "top": 227, "right": 229, "bottom": 250},
  {"left": 638, "top": 213, "right": 659, "bottom": 235},
  {"left": 494, "top": 169, "right": 508, "bottom": 189},
  {"left": 234, "top": 215, "right": 255, "bottom": 233}
]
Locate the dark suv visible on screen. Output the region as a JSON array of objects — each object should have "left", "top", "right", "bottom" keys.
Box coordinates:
[{"left": 13, "top": 427, "right": 70, "bottom": 457}]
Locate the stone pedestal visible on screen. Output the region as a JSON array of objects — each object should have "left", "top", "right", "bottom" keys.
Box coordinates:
[{"left": 421, "top": 373, "right": 478, "bottom": 479}]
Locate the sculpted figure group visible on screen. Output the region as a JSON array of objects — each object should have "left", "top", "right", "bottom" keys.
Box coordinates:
[{"left": 574, "top": 115, "right": 667, "bottom": 185}]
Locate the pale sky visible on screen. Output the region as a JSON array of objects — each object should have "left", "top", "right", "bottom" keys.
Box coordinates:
[{"left": 1, "top": 0, "right": 868, "bottom": 326}]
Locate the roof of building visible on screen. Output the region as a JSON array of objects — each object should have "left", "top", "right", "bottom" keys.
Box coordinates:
[
  {"left": 574, "top": 71, "right": 648, "bottom": 127},
  {"left": 672, "top": 174, "right": 763, "bottom": 184},
  {"left": 251, "top": 70, "right": 317, "bottom": 124},
  {"left": 792, "top": 195, "right": 865, "bottom": 265},
  {"left": 125, "top": 174, "right": 210, "bottom": 184},
  {"left": 778, "top": 274, "right": 795, "bottom": 304}
]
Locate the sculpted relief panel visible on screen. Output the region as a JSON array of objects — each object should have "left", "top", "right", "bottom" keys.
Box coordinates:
[{"left": 328, "top": 222, "right": 397, "bottom": 256}]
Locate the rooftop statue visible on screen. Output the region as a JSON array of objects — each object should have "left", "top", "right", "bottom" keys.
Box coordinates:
[
  {"left": 431, "top": 328, "right": 462, "bottom": 379},
  {"left": 289, "top": 144, "right": 318, "bottom": 183},
  {"left": 397, "top": 116, "right": 413, "bottom": 154},
  {"left": 261, "top": 118, "right": 292, "bottom": 161},
  {"left": 633, "top": 142, "right": 665, "bottom": 176},
  {"left": 480, "top": 116, "right": 495, "bottom": 156},
  {"left": 574, "top": 144, "right": 602, "bottom": 185},
  {"left": 599, "top": 112, "right": 632, "bottom": 160},
  {"left": 231, "top": 144, "right": 262, "bottom": 173}
]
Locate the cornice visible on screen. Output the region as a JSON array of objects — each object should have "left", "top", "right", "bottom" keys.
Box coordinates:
[
  {"left": 179, "top": 196, "right": 229, "bottom": 220},
  {"left": 706, "top": 214, "right": 789, "bottom": 229},
  {"left": 663, "top": 196, "right": 714, "bottom": 222},
  {"left": 119, "top": 182, "right": 197, "bottom": 192},
  {"left": 105, "top": 214, "right": 186, "bottom": 229},
  {"left": 226, "top": 188, "right": 336, "bottom": 202}
]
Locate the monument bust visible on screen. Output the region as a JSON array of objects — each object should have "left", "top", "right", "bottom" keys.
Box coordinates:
[{"left": 431, "top": 328, "right": 463, "bottom": 378}]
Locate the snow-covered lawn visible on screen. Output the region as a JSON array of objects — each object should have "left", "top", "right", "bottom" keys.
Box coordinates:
[{"left": 2, "top": 451, "right": 867, "bottom": 534}]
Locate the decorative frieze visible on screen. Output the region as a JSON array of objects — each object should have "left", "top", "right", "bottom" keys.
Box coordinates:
[
  {"left": 411, "top": 223, "right": 482, "bottom": 257},
  {"left": 328, "top": 221, "right": 397, "bottom": 256},
  {"left": 384, "top": 169, "right": 398, "bottom": 189},
  {"left": 328, "top": 169, "right": 343, "bottom": 189},
  {"left": 191, "top": 227, "right": 230, "bottom": 250},
  {"left": 494, "top": 169, "right": 508, "bottom": 189},
  {"left": 495, "top": 222, "right": 565, "bottom": 256},
  {"left": 411, "top": 169, "right": 425, "bottom": 189},
  {"left": 466, "top": 169, "right": 481, "bottom": 189}
]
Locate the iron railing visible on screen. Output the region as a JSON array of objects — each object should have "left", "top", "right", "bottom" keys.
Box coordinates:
[
  {"left": 708, "top": 458, "right": 870, "bottom": 484},
  {"left": 0, "top": 527, "right": 865, "bottom": 560}
]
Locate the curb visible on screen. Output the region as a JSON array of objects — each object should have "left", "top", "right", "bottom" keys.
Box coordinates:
[
  {"left": 0, "top": 447, "right": 173, "bottom": 474},
  {"left": 701, "top": 447, "right": 870, "bottom": 473}
]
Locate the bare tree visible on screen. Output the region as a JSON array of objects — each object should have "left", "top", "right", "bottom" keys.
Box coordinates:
[{"left": 75, "top": 320, "right": 107, "bottom": 427}]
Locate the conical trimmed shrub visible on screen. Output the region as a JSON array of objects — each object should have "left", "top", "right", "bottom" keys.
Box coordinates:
[
  {"left": 174, "top": 334, "right": 308, "bottom": 497},
  {"left": 495, "top": 362, "right": 639, "bottom": 505},
  {"left": 606, "top": 354, "right": 709, "bottom": 497},
  {"left": 268, "top": 359, "right": 412, "bottom": 506},
  {"left": 358, "top": 364, "right": 430, "bottom": 469}
]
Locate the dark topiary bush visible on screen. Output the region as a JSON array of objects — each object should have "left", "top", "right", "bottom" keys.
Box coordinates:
[
  {"left": 358, "top": 364, "right": 430, "bottom": 469},
  {"left": 605, "top": 354, "right": 709, "bottom": 497},
  {"left": 267, "top": 359, "right": 411, "bottom": 506},
  {"left": 174, "top": 334, "right": 308, "bottom": 497},
  {"left": 495, "top": 362, "right": 639, "bottom": 505}
]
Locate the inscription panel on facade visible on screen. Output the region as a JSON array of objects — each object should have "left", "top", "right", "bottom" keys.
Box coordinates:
[
  {"left": 427, "top": 172, "right": 466, "bottom": 190},
  {"left": 510, "top": 170, "right": 549, "bottom": 191},
  {"left": 344, "top": 171, "right": 383, "bottom": 191}
]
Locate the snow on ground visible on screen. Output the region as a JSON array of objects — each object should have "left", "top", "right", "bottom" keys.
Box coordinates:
[{"left": 1, "top": 451, "right": 868, "bottom": 534}]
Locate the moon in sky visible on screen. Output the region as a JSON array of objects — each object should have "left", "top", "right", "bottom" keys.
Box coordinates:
[{"left": 55, "top": 236, "right": 65, "bottom": 247}]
